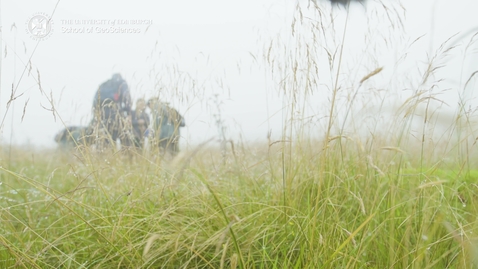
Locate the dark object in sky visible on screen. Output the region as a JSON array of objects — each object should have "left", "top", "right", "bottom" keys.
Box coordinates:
[{"left": 329, "top": 0, "right": 365, "bottom": 5}]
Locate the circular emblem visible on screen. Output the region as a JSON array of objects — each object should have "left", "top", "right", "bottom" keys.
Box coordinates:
[{"left": 26, "top": 13, "right": 53, "bottom": 40}]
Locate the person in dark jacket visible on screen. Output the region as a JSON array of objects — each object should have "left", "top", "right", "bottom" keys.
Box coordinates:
[{"left": 91, "top": 73, "right": 132, "bottom": 148}]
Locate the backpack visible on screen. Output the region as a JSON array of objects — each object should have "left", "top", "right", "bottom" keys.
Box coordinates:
[
  {"left": 151, "top": 103, "right": 185, "bottom": 129},
  {"left": 54, "top": 126, "right": 93, "bottom": 147},
  {"left": 167, "top": 105, "right": 185, "bottom": 127}
]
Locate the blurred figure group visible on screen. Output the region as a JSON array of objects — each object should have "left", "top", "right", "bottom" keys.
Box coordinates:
[{"left": 54, "top": 73, "right": 186, "bottom": 156}]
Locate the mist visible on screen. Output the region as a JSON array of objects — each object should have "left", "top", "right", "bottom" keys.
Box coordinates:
[{"left": 1, "top": 0, "right": 477, "bottom": 150}]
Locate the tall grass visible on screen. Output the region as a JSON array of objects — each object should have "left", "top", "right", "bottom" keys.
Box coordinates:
[
  {"left": 2, "top": 135, "right": 478, "bottom": 268},
  {"left": 2, "top": 1, "right": 478, "bottom": 268}
]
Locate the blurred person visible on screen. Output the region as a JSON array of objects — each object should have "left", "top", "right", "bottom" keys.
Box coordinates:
[
  {"left": 54, "top": 125, "right": 93, "bottom": 149},
  {"left": 91, "top": 73, "right": 132, "bottom": 149},
  {"left": 147, "top": 98, "right": 185, "bottom": 156},
  {"left": 131, "top": 98, "right": 150, "bottom": 150}
]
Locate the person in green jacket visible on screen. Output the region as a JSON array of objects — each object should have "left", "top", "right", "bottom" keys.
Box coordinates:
[{"left": 147, "top": 98, "right": 185, "bottom": 156}]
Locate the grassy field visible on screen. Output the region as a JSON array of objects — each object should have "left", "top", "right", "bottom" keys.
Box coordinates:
[{"left": 1, "top": 135, "right": 478, "bottom": 268}]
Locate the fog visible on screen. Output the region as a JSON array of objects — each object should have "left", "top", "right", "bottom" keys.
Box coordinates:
[{"left": 1, "top": 0, "right": 477, "bottom": 149}]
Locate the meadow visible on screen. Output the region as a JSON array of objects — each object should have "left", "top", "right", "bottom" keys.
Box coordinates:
[
  {"left": 1, "top": 131, "right": 478, "bottom": 268},
  {"left": 2, "top": 1, "right": 478, "bottom": 268}
]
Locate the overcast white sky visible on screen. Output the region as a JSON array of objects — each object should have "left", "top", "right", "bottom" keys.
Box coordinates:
[{"left": 1, "top": 0, "right": 477, "bottom": 149}]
